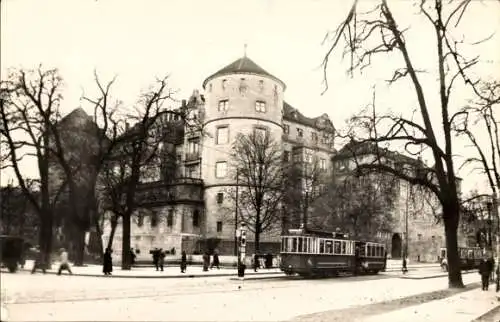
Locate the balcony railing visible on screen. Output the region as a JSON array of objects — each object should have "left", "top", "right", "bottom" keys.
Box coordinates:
[{"left": 185, "top": 152, "right": 201, "bottom": 162}]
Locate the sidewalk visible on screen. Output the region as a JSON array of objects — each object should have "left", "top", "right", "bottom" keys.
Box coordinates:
[
  {"left": 381, "top": 267, "right": 478, "bottom": 280},
  {"left": 362, "top": 288, "right": 500, "bottom": 322},
  {"left": 17, "top": 260, "right": 283, "bottom": 278}
]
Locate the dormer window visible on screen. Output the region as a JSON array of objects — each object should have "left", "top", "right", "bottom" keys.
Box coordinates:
[
  {"left": 255, "top": 101, "right": 266, "bottom": 113},
  {"left": 312, "top": 132, "right": 318, "bottom": 142}
]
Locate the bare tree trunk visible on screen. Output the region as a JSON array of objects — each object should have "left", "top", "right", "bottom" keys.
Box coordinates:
[
  {"left": 72, "top": 228, "right": 86, "bottom": 266},
  {"left": 254, "top": 211, "right": 261, "bottom": 254},
  {"left": 106, "top": 216, "right": 118, "bottom": 251},
  {"left": 443, "top": 201, "right": 465, "bottom": 288},
  {"left": 39, "top": 208, "right": 53, "bottom": 269},
  {"left": 121, "top": 213, "right": 131, "bottom": 270}
]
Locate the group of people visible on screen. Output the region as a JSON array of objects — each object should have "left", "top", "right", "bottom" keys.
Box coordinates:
[{"left": 31, "top": 247, "right": 73, "bottom": 275}]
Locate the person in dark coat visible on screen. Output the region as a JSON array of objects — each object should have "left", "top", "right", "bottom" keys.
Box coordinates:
[
  {"left": 151, "top": 248, "right": 160, "bottom": 271},
  {"left": 180, "top": 251, "right": 187, "bottom": 273},
  {"left": 129, "top": 248, "right": 136, "bottom": 267},
  {"left": 202, "top": 251, "right": 209, "bottom": 271},
  {"left": 103, "top": 248, "right": 113, "bottom": 275},
  {"left": 31, "top": 246, "right": 47, "bottom": 274},
  {"left": 265, "top": 253, "right": 273, "bottom": 269},
  {"left": 487, "top": 255, "right": 495, "bottom": 283},
  {"left": 211, "top": 251, "right": 220, "bottom": 269},
  {"left": 158, "top": 249, "right": 165, "bottom": 272},
  {"left": 479, "top": 255, "right": 492, "bottom": 291},
  {"left": 402, "top": 255, "right": 408, "bottom": 274},
  {"left": 253, "top": 253, "right": 260, "bottom": 272}
]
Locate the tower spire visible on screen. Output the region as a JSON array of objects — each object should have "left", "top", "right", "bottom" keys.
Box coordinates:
[{"left": 244, "top": 43, "right": 247, "bottom": 57}]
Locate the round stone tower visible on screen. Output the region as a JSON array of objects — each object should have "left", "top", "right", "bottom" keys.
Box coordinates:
[{"left": 201, "top": 55, "right": 286, "bottom": 251}]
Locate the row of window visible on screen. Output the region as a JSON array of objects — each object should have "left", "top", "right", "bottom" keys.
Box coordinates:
[
  {"left": 281, "top": 237, "right": 386, "bottom": 258},
  {"left": 136, "top": 209, "right": 200, "bottom": 228},
  {"left": 208, "top": 79, "right": 278, "bottom": 94},
  {"left": 281, "top": 237, "right": 356, "bottom": 256},
  {"left": 282, "top": 151, "right": 328, "bottom": 169},
  {"left": 218, "top": 99, "right": 267, "bottom": 113},
  {"left": 283, "top": 124, "right": 331, "bottom": 144},
  {"left": 215, "top": 126, "right": 268, "bottom": 145}
]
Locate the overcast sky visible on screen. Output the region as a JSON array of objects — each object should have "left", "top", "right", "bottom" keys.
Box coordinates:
[{"left": 1, "top": 0, "right": 499, "bottom": 194}]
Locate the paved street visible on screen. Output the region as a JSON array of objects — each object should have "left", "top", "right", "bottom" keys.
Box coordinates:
[{"left": 1, "top": 269, "right": 485, "bottom": 321}]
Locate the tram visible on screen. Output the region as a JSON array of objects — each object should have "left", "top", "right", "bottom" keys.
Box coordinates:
[
  {"left": 439, "top": 246, "right": 483, "bottom": 272},
  {"left": 280, "top": 228, "right": 387, "bottom": 277}
]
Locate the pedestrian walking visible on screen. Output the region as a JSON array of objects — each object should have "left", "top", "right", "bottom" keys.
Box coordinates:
[
  {"left": 479, "top": 255, "right": 492, "bottom": 291},
  {"left": 103, "top": 248, "right": 113, "bottom": 276},
  {"left": 129, "top": 248, "right": 137, "bottom": 267},
  {"left": 31, "top": 246, "right": 47, "bottom": 274},
  {"left": 180, "top": 250, "right": 187, "bottom": 273},
  {"left": 402, "top": 255, "right": 408, "bottom": 274},
  {"left": 202, "top": 251, "right": 209, "bottom": 271},
  {"left": 158, "top": 249, "right": 165, "bottom": 272},
  {"left": 253, "top": 253, "right": 259, "bottom": 272},
  {"left": 151, "top": 248, "right": 160, "bottom": 271},
  {"left": 487, "top": 255, "right": 495, "bottom": 283},
  {"left": 57, "top": 248, "right": 72, "bottom": 275},
  {"left": 211, "top": 251, "right": 220, "bottom": 269}
]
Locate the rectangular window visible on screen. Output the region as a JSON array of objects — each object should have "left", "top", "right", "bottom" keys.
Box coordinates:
[
  {"left": 216, "top": 126, "right": 229, "bottom": 144},
  {"left": 188, "top": 139, "right": 199, "bottom": 154},
  {"left": 320, "top": 158, "right": 327, "bottom": 170},
  {"left": 193, "top": 209, "right": 200, "bottom": 227},
  {"left": 297, "top": 128, "right": 303, "bottom": 137},
  {"left": 283, "top": 124, "right": 290, "bottom": 134},
  {"left": 218, "top": 99, "right": 229, "bottom": 111},
  {"left": 137, "top": 213, "right": 144, "bottom": 227},
  {"left": 254, "top": 127, "right": 267, "bottom": 139},
  {"left": 305, "top": 153, "right": 313, "bottom": 164},
  {"left": 167, "top": 209, "right": 174, "bottom": 227},
  {"left": 283, "top": 151, "right": 290, "bottom": 162},
  {"left": 216, "top": 221, "right": 223, "bottom": 232},
  {"left": 215, "top": 161, "right": 227, "bottom": 178},
  {"left": 216, "top": 192, "right": 224, "bottom": 204},
  {"left": 312, "top": 132, "right": 318, "bottom": 142},
  {"left": 255, "top": 101, "right": 266, "bottom": 113}
]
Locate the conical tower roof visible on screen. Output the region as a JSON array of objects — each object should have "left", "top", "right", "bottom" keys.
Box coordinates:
[{"left": 203, "top": 56, "right": 286, "bottom": 90}]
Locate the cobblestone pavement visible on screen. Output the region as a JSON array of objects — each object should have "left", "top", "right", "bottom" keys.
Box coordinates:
[{"left": 1, "top": 270, "right": 483, "bottom": 321}]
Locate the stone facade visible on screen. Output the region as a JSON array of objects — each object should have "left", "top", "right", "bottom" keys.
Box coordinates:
[{"left": 99, "top": 55, "right": 336, "bottom": 256}]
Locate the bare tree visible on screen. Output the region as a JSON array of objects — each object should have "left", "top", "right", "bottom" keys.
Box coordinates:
[
  {"left": 455, "top": 80, "right": 500, "bottom": 230},
  {"left": 0, "top": 67, "right": 66, "bottom": 267},
  {"left": 322, "top": 0, "right": 498, "bottom": 288},
  {"left": 227, "top": 131, "right": 283, "bottom": 253},
  {"left": 310, "top": 171, "right": 397, "bottom": 240},
  {"left": 282, "top": 156, "right": 326, "bottom": 231},
  {"left": 95, "top": 76, "right": 198, "bottom": 269}
]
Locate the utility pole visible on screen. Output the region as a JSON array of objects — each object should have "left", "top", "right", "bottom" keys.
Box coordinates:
[
  {"left": 234, "top": 169, "right": 239, "bottom": 256},
  {"left": 303, "top": 190, "right": 309, "bottom": 230},
  {"left": 404, "top": 183, "right": 410, "bottom": 258}
]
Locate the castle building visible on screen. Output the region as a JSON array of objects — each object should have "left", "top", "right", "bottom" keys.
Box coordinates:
[
  {"left": 52, "top": 55, "right": 453, "bottom": 262},
  {"left": 101, "top": 55, "right": 336, "bottom": 257}
]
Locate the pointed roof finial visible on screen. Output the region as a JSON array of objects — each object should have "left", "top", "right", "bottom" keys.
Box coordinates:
[{"left": 244, "top": 43, "right": 247, "bottom": 57}]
